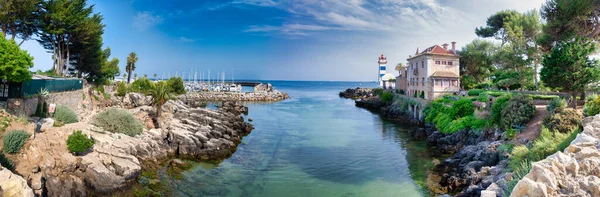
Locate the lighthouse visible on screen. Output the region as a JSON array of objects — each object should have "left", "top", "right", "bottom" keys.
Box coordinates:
[{"left": 378, "top": 54, "right": 387, "bottom": 86}]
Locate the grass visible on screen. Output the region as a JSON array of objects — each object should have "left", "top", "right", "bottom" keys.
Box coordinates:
[{"left": 504, "top": 127, "right": 581, "bottom": 195}]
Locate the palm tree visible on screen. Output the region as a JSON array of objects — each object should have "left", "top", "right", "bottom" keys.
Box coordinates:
[
  {"left": 134, "top": 73, "right": 138, "bottom": 80},
  {"left": 148, "top": 82, "right": 172, "bottom": 120},
  {"left": 123, "top": 73, "right": 127, "bottom": 80},
  {"left": 144, "top": 74, "right": 148, "bottom": 78},
  {"left": 395, "top": 63, "right": 404, "bottom": 76},
  {"left": 126, "top": 52, "right": 138, "bottom": 84},
  {"left": 154, "top": 73, "right": 157, "bottom": 79}
]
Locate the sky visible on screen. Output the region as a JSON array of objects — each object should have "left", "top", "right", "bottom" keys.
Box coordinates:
[{"left": 20, "top": 0, "right": 546, "bottom": 81}]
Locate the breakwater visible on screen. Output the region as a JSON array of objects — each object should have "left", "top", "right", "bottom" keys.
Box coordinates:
[{"left": 179, "top": 91, "right": 290, "bottom": 102}]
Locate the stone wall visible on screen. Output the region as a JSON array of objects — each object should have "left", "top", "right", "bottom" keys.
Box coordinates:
[
  {"left": 510, "top": 114, "right": 600, "bottom": 197},
  {"left": 7, "top": 90, "right": 84, "bottom": 117}
]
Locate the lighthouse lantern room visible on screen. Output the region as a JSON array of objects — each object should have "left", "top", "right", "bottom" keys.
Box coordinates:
[{"left": 378, "top": 54, "right": 387, "bottom": 86}]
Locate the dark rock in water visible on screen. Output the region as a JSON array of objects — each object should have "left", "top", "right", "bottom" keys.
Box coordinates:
[
  {"left": 432, "top": 140, "right": 504, "bottom": 196},
  {"left": 339, "top": 88, "right": 374, "bottom": 99},
  {"left": 408, "top": 128, "right": 428, "bottom": 140},
  {"left": 355, "top": 97, "right": 384, "bottom": 110}
]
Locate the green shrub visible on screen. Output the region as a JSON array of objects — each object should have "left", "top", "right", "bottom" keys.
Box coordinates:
[
  {"left": 116, "top": 81, "right": 128, "bottom": 97},
  {"left": 424, "top": 100, "right": 450, "bottom": 123},
  {"left": 449, "top": 98, "right": 475, "bottom": 119},
  {"left": 543, "top": 108, "right": 583, "bottom": 133},
  {"left": 53, "top": 105, "right": 78, "bottom": 125},
  {"left": 93, "top": 108, "right": 143, "bottom": 136},
  {"left": 501, "top": 95, "right": 536, "bottom": 130},
  {"left": 419, "top": 91, "right": 425, "bottom": 99},
  {"left": 129, "top": 78, "right": 155, "bottom": 93},
  {"left": 477, "top": 93, "right": 490, "bottom": 102},
  {"left": 487, "top": 91, "right": 508, "bottom": 97},
  {"left": 167, "top": 77, "right": 186, "bottom": 95},
  {"left": 373, "top": 88, "right": 384, "bottom": 96},
  {"left": 0, "top": 153, "right": 14, "bottom": 170},
  {"left": 98, "top": 85, "right": 105, "bottom": 94},
  {"left": 442, "top": 116, "right": 486, "bottom": 134},
  {"left": 474, "top": 81, "right": 493, "bottom": 89},
  {"left": 396, "top": 89, "right": 405, "bottom": 95},
  {"left": 547, "top": 98, "right": 567, "bottom": 112},
  {"left": 66, "top": 130, "right": 95, "bottom": 154},
  {"left": 584, "top": 95, "right": 600, "bottom": 116},
  {"left": 530, "top": 94, "right": 559, "bottom": 100},
  {"left": 491, "top": 95, "right": 512, "bottom": 124},
  {"left": 468, "top": 89, "right": 485, "bottom": 96},
  {"left": 380, "top": 92, "right": 393, "bottom": 103},
  {"left": 3, "top": 130, "right": 29, "bottom": 154}
]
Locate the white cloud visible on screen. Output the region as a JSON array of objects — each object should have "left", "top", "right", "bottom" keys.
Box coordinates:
[
  {"left": 132, "top": 11, "right": 164, "bottom": 30},
  {"left": 179, "top": 37, "right": 196, "bottom": 42},
  {"left": 244, "top": 23, "right": 334, "bottom": 36},
  {"left": 238, "top": 0, "right": 469, "bottom": 37}
]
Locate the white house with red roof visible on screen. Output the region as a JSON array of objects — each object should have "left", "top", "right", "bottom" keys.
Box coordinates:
[{"left": 396, "top": 42, "right": 461, "bottom": 100}]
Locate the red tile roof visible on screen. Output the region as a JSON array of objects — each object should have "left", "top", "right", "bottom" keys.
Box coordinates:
[{"left": 408, "top": 45, "right": 458, "bottom": 60}]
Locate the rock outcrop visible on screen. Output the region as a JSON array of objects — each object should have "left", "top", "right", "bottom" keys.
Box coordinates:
[
  {"left": 15, "top": 100, "right": 253, "bottom": 196},
  {"left": 510, "top": 114, "right": 600, "bottom": 197},
  {"left": 0, "top": 167, "right": 34, "bottom": 197},
  {"left": 339, "top": 88, "right": 374, "bottom": 99}
]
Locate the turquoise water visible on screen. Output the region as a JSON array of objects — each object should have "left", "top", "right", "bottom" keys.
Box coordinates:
[{"left": 172, "top": 81, "right": 435, "bottom": 197}]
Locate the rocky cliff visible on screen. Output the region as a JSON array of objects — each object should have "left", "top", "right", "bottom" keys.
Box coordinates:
[
  {"left": 14, "top": 99, "right": 253, "bottom": 196},
  {"left": 510, "top": 114, "right": 600, "bottom": 197}
]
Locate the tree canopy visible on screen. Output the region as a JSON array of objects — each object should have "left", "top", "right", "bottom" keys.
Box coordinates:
[
  {"left": 539, "top": 0, "right": 600, "bottom": 51},
  {"left": 541, "top": 37, "right": 600, "bottom": 108},
  {"left": 37, "top": 0, "right": 101, "bottom": 76},
  {"left": 475, "top": 10, "right": 521, "bottom": 46},
  {"left": 0, "top": 0, "right": 40, "bottom": 46},
  {"left": 126, "top": 52, "right": 138, "bottom": 84},
  {"left": 459, "top": 39, "right": 497, "bottom": 89},
  {"left": 0, "top": 37, "right": 33, "bottom": 82}
]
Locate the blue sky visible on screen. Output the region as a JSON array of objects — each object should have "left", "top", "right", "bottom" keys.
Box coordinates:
[{"left": 21, "top": 0, "right": 545, "bottom": 81}]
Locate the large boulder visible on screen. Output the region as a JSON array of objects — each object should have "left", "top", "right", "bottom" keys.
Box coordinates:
[{"left": 0, "top": 166, "right": 34, "bottom": 197}]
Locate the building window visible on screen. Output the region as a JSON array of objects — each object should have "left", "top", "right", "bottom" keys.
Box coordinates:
[
  {"left": 422, "top": 77, "right": 425, "bottom": 86},
  {"left": 452, "top": 80, "right": 457, "bottom": 86},
  {"left": 421, "top": 61, "right": 424, "bottom": 68},
  {"left": 448, "top": 61, "right": 453, "bottom": 66},
  {"left": 435, "top": 60, "right": 440, "bottom": 64},
  {"left": 442, "top": 61, "right": 447, "bottom": 65},
  {"left": 435, "top": 79, "right": 439, "bottom": 86},
  {"left": 444, "top": 80, "right": 449, "bottom": 86}
]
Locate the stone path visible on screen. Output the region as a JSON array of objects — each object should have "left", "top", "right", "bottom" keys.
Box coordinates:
[{"left": 514, "top": 105, "right": 548, "bottom": 145}]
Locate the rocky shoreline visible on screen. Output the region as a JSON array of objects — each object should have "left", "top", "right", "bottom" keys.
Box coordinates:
[
  {"left": 8, "top": 90, "right": 255, "bottom": 196},
  {"left": 179, "top": 91, "right": 290, "bottom": 102},
  {"left": 339, "top": 88, "right": 512, "bottom": 197}
]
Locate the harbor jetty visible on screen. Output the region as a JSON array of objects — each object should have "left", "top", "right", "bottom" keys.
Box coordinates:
[
  {"left": 180, "top": 91, "right": 289, "bottom": 102},
  {"left": 180, "top": 82, "right": 290, "bottom": 102}
]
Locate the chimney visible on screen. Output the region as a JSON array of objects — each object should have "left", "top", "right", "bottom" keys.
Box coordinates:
[
  {"left": 442, "top": 43, "right": 449, "bottom": 50},
  {"left": 451, "top": 41, "right": 456, "bottom": 52},
  {"left": 415, "top": 47, "right": 419, "bottom": 55}
]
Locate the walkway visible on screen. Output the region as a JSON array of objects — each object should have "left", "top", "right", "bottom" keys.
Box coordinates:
[{"left": 514, "top": 105, "right": 548, "bottom": 145}]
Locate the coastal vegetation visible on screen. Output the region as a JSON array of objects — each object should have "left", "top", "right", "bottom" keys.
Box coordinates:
[
  {"left": 0, "top": 36, "right": 34, "bottom": 82},
  {"left": 3, "top": 130, "right": 29, "bottom": 154},
  {"left": 126, "top": 52, "right": 138, "bottom": 84},
  {"left": 66, "top": 130, "right": 94, "bottom": 154},
  {"left": 148, "top": 81, "right": 173, "bottom": 118},
  {"left": 53, "top": 105, "right": 79, "bottom": 126},
  {"left": 93, "top": 108, "right": 143, "bottom": 136}
]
